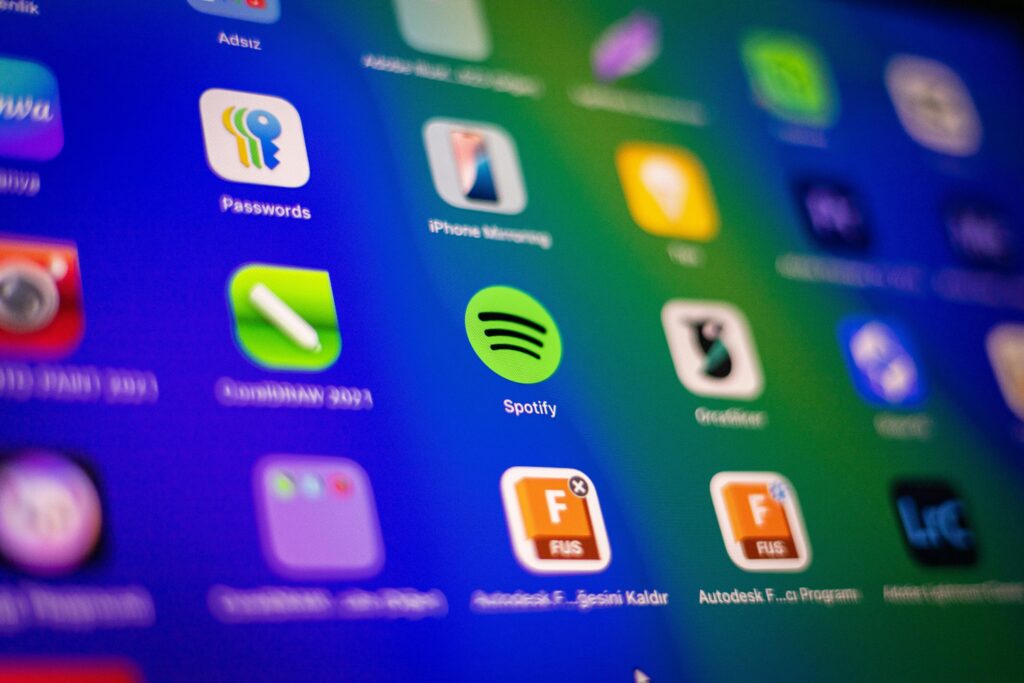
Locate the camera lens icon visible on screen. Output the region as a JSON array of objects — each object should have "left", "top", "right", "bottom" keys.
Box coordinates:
[{"left": 0, "top": 259, "right": 61, "bottom": 334}]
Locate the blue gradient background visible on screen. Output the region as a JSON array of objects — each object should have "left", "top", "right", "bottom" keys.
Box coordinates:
[{"left": 1, "top": 1, "right": 1023, "bottom": 680}]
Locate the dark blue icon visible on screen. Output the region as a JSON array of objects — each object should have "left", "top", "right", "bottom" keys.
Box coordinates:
[
  {"left": 893, "top": 480, "right": 977, "bottom": 566},
  {"left": 945, "top": 200, "right": 1017, "bottom": 271},
  {"left": 795, "top": 180, "right": 870, "bottom": 250}
]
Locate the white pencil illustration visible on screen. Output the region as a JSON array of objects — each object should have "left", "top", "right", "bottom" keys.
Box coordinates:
[{"left": 248, "top": 282, "right": 322, "bottom": 352}]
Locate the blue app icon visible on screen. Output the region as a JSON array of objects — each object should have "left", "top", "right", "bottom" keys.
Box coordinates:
[
  {"left": 186, "top": 0, "right": 281, "bottom": 24},
  {"left": 838, "top": 317, "right": 926, "bottom": 408}
]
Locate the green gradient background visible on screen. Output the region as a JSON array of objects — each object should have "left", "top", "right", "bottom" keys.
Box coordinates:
[{"left": 344, "top": 0, "right": 1024, "bottom": 678}]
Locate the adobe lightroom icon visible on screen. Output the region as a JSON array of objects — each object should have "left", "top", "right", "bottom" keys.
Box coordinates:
[{"left": 464, "top": 286, "right": 561, "bottom": 384}]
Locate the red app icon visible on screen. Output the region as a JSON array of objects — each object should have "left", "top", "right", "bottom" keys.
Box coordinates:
[{"left": 0, "top": 235, "right": 84, "bottom": 360}]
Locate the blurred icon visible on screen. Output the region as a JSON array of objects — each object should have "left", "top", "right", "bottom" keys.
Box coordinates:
[
  {"left": 464, "top": 285, "right": 561, "bottom": 384},
  {"left": 591, "top": 11, "right": 661, "bottom": 82},
  {"left": 423, "top": 118, "right": 526, "bottom": 214},
  {"left": 0, "top": 235, "right": 83, "bottom": 360},
  {"left": 795, "top": 180, "right": 870, "bottom": 250},
  {"left": 500, "top": 466, "right": 610, "bottom": 574},
  {"left": 393, "top": 0, "right": 491, "bottom": 61},
  {"left": 0, "top": 451, "right": 104, "bottom": 577},
  {"left": 944, "top": 200, "right": 1016, "bottom": 270},
  {"left": 0, "top": 56, "right": 64, "bottom": 161},
  {"left": 254, "top": 455, "right": 384, "bottom": 580},
  {"left": 633, "top": 669, "right": 652, "bottom": 683},
  {"left": 885, "top": 55, "right": 981, "bottom": 157},
  {"left": 662, "top": 300, "right": 763, "bottom": 400},
  {"left": 892, "top": 480, "right": 976, "bottom": 566},
  {"left": 838, "top": 317, "right": 926, "bottom": 408},
  {"left": 0, "top": 660, "right": 142, "bottom": 683},
  {"left": 186, "top": 0, "right": 280, "bottom": 24},
  {"left": 199, "top": 88, "right": 309, "bottom": 188},
  {"left": 710, "top": 472, "right": 810, "bottom": 572},
  {"left": 987, "top": 324, "right": 1024, "bottom": 421},
  {"left": 228, "top": 264, "right": 340, "bottom": 372},
  {"left": 616, "top": 143, "right": 719, "bottom": 241},
  {"left": 741, "top": 32, "right": 837, "bottom": 127}
]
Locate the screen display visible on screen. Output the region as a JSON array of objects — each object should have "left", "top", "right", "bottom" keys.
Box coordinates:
[{"left": 2, "top": 1, "right": 1023, "bottom": 680}]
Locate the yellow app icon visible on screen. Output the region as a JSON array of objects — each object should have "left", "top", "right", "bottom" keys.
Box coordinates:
[{"left": 616, "top": 142, "right": 719, "bottom": 241}]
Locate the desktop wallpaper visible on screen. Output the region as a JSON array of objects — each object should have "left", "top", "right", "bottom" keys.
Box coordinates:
[{"left": 1, "top": 0, "right": 1022, "bottom": 680}]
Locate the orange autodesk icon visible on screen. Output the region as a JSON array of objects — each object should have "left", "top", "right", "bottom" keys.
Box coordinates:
[
  {"left": 710, "top": 472, "right": 810, "bottom": 572},
  {"left": 501, "top": 466, "right": 610, "bottom": 574}
]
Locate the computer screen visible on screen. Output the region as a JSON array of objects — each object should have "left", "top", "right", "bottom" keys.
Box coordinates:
[{"left": 1, "top": 1, "right": 1023, "bottom": 680}]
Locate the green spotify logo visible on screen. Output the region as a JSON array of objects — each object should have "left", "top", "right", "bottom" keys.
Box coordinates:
[{"left": 465, "top": 286, "right": 562, "bottom": 384}]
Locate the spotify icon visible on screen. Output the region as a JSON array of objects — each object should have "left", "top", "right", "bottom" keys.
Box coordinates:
[{"left": 464, "top": 286, "right": 562, "bottom": 384}]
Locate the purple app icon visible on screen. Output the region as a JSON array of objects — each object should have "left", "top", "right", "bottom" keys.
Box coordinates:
[
  {"left": 0, "top": 450, "right": 104, "bottom": 576},
  {"left": 0, "top": 56, "right": 64, "bottom": 161},
  {"left": 591, "top": 11, "right": 661, "bottom": 82},
  {"left": 254, "top": 455, "right": 384, "bottom": 580}
]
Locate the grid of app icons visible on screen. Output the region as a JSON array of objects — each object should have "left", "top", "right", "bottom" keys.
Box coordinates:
[{"left": 2, "top": 6, "right": 1020, "bottom": 673}]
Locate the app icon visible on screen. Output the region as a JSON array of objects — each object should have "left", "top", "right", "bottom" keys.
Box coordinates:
[
  {"left": 187, "top": 0, "right": 281, "bottom": 24},
  {"left": 892, "top": 480, "right": 976, "bottom": 566},
  {"left": 591, "top": 11, "right": 661, "bottom": 82},
  {"left": 199, "top": 88, "right": 309, "bottom": 188},
  {"left": 710, "top": 472, "right": 810, "bottom": 572},
  {"left": 885, "top": 55, "right": 981, "bottom": 157},
  {"left": 795, "top": 180, "right": 870, "bottom": 250},
  {"left": 838, "top": 317, "right": 926, "bottom": 408},
  {"left": 0, "top": 450, "right": 104, "bottom": 577},
  {"left": 616, "top": 143, "right": 719, "bottom": 241},
  {"left": 987, "top": 324, "right": 1024, "bottom": 421},
  {"left": 944, "top": 200, "right": 1016, "bottom": 270},
  {"left": 465, "top": 285, "right": 561, "bottom": 384},
  {"left": 500, "top": 466, "right": 610, "bottom": 574},
  {"left": 0, "top": 235, "right": 84, "bottom": 360},
  {"left": 254, "top": 455, "right": 384, "bottom": 580},
  {"left": 423, "top": 118, "right": 526, "bottom": 214},
  {"left": 0, "top": 56, "right": 63, "bottom": 162},
  {"left": 227, "top": 263, "right": 340, "bottom": 371},
  {"left": 393, "top": 0, "right": 491, "bottom": 61},
  {"left": 0, "top": 661, "right": 141, "bottom": 683},
  {"left": 661, "top": 300, "right": 763, "bottom": 400},
  {"left": 741, "top": 31, "right": 837, "bottom": 127}
]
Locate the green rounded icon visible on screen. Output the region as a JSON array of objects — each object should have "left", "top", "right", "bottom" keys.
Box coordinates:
[
  {"left": 464, "top": 286, "right": 562, "bottom": 384},
  {"left": 228, "top": 263, "right": 341, "bottom": 372}
]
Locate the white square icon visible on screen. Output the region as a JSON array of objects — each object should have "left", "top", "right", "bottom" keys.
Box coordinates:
[
  {"left": 199, "top": 88, "right": 310, "bottom": 188},
  {"left": 661, "top": 300, "right": 764, "bottom": 400},
  {"left": 423, "top": 118, "right": 526, "bottom": 215},
  {"left": 500, "top": 466, "right": 611, "bottom": 575},
  {"left": 393, "top": 0, "right": 491, "bottom": 62},
  {"left": 885, "top": 55, "right": 982, "bottom": 157}
]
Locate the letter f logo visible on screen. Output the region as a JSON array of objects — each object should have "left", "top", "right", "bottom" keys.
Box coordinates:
[
  {"left": 545, "top": 489, "right": 568, "bottom": 524},
  {"left": 748, "top": 493, "right": 769, "bottom": 526}
]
